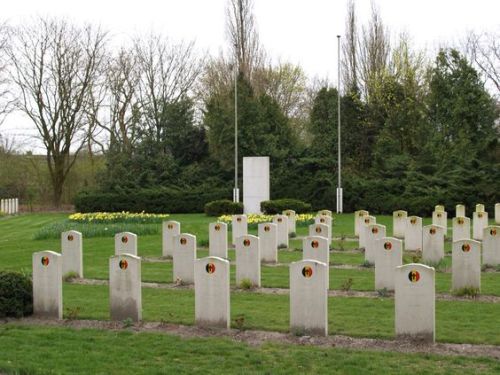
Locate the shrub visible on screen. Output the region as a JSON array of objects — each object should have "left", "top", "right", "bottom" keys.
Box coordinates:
[
  {"left": 204, "top": 200, "right": 243, "bottom": 216},
  {"left": 0, "top": 271, "right": 33, "bottom": 318},
  {"left": 260, "top": 199, "right": 312, "bottom": 214}
]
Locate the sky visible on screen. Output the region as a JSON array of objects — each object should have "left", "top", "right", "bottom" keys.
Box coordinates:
[{"left": 1, "top": 0, "right": 499, "bottom": 151}]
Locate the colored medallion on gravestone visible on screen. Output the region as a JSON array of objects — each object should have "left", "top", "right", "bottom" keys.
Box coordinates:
[
  {"left": 67, "top": 234, "right": 74, "bottom": 241},
  {"left": 408, "top": 270, "right": 420, "bottom": 283},
  {"left": 243, "top": 239, "right": 251, "bottom": 247},
  {"left": 320, "top": 218, "right": 325, "bottom": 223},
  {"left": 371, "top": 227, "right": 378, "bottom": 234},
  {"left": 167, "top": 224, "right": 174, "bottom": 229},
  {"left": 214, "top": 224, "right": 221, "bottom": 231},
  {"left": 364, "top": 218, "right": 370, "bottom": 224},
  {"left": 437, "top": 213, "right": 442, "bottom": 218},
  {"left": 121, "top": 236, "right": 128, "bottom": 244},
  {"left": 478, "top": 213, "right": 483, "bottom": 218},
  {"left": 302, "top": 266, "right": 313, "bottom": 278},
  {"left": 491, "top": 229, "right": 497, "bottom": 236},
  {"left": 41, "top": 256, "right": 50, "bottom": 266},
  {"left": 359, "top": 212, "right": 364, "bottom": 217},
  {"left": 180, "top": 237, "right": 187, "bottom": 245},
  {"left": 264, "top": 225, "right": 270, "bottom": 232},
  {"left": 458, "top": 218, "right": 464, "bottom": 225},
  {"left": 315, "top": 226, "right": 322, "bottom": 234},
  {"left": 430, "top": 228, "right": 436, "bottom": 235},
  {"left": 286, "top": 212, "right": 290, "bottom": 216},
  {"left": 119, "top": 259, "right": 128, "bottom": 270},
  {"left": 384, "top": 242, "right": 392, "bottom": 250},
  {"left": 311, "top": 240, "right": 319, "bottom": 248},
  {"left": 206, "top": 263, "right": 216, "bottom": 274},
  {"left": 277, "top": 217, "right": 282, "bottom": 223},
  {"left": 462, "top": 243, "right": 471, "bottom": 252},
  {"left": 237, "top": 217, "right": 242, "bottom": 222},
  {"left": 397, "top": 213, "right": 402, "bottom": 217},
  {"left": 410, "top": 218, "right": 417, "bottom": 225}
]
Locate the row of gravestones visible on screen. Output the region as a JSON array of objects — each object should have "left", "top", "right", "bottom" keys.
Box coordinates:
[{"left": 0, "top": 198, "right": 19, "bottom": 215}]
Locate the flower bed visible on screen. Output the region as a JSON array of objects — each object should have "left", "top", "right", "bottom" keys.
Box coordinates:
[
  {"left": 68, "top": 211, "right": 169, "bottom": 224},
  {"left": 217, "top": 213, "right": 315, "bottom": 228}
]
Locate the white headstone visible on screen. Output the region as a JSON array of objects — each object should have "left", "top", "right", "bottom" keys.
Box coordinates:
[
  {"left": 354, "top": 210, "right": 369, "bottom": 237},
  {"left": 472, "top": 211, "right": 489, "bottom": 240},
  {"left": 452, "top": 239, "right": 481, "bottom": 291},
  {"left": 232, "top": 215, "right": 248, "bottom": 246},
  {"left": 235, "top": 235, "right": 261, "bottom": 287},
  {"left": 308, "top": 223, "right": 329, "bottom": 245},
  {"left": 456, "top": 204, "right": 466, "bottom": 218},
  {"left": 318, "top": 209, "right": 332, "bottom": 217},
  {"left": 359, "top": 216, "right": 376, "bottom": 249},
  {"left": 476, "top": 204, "right": 485, "bottom": 213},
  {"left": 162, "top": 221, "right": 180, "bottom": 257},
  {"left": 0, "top": 199, "right": 4, "bottom": 213},
  {"left": 283, "top": 210, "right": 297, "bottom": 234},
  {"left": 483, "top": 226, "right": 500, "bottom": 266},
  {"left": 405, "top": 216, "right": 423, "bottom": 251},
  {"left": 195, "top": 256, "right": 230, "bottom": 329},
  {"left": 173, "top": 233, "right": 196, "bottom": 284},
  {"left": 209, "top": 222, "right": 228, "bottom": 259},
  {"left": 392, "top": 210, "right": 407, "bottom": 238},
  {"left": 243, "top": 156, "right": 270, "bottom": 214},
  {"left": 365, "top": 224, "right": 386, "bottom": 264},
  {"left": 452, "top": 216, "right": 470, "bottom": 242},
  {"left": 7, "top": 199, "right": 11, "bottom": 214},
  {"left": 109, "top": 254, "right": 142, "bottom": 322},
  {"left": 290, "top": 260, "right": 328, "bottom": 336},
  {"left": 258, "top": 223, "right": 278, "bottom": 263},
  {"left": 303, "top": 236, "right": 330, "bottom": 288},
  {"left": 395, "top": 263, "right": 435, "bottom": 342},
  {"left": 435, "top": 205, "right": 445, "bottom": 212},
  {"left": 495, "top": 203, "right": 500, "bottom": 224},
  {"left": 273, "top": 214, "right": 289, "bottom": 248},
  {"left": 315, "top": 215, "right": 332, "bottom": 245},
  {"left": 432, "top": 210, "right": 447, "bottom": 235},
  {"left": 32, "top": 251, "right": 62, "bottom": 319},
  {"left": 61, "top": 230, "right": 83, "bottom": 278},
  {"left": 422, "top": 225, "right": 445, "bottom": 264},
  {"left": 115, "top": 232, "right": 137, "bottom": 256},
  {"left": 375, "top": 237, "right": 402, "bottom": 291},
  {"left": 14, "top": 198, "right": 19, "bottom": 213}
]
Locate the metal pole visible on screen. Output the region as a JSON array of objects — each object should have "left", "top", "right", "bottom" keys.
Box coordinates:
[
  {"left": 336, "top": 35, "right": 343, "bottom": 213},
  {"left": 233, "top": 57, "right": 239, "bottom": 203}
]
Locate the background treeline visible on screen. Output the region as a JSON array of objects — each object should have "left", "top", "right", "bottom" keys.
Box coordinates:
[{"left": 0, "top": 0, "right": 498, "bottom": 215}]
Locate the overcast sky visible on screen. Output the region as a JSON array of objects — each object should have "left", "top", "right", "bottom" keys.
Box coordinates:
[{"left": 1, "top": 0, "right": 499, "bottom": 151}]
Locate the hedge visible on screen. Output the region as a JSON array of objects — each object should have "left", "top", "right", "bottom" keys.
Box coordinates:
[
  {"left": 260, "top": 199, "right": 312, "bottom": 214},
  {"left": 0, "top": 271, "right": 33, "bottom": 318},
  {"left": 204, "top": 200, "right": 244, "bottom": 216}
]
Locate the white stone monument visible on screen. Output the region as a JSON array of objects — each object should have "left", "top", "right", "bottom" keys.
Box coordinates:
[
  {"left": 432, "top": 210, "right": 447, "bottom": 235},
  {"left": 354, "top": 210, "right": 369, "bottom": 237},
  {"left": 476, "top": 204, "right": 485, "bottom": 213},
  {"left": 162, "top": 221, "right": 180, "bottom": 257},
  {"left": 273, "top": 214, "right": 289, "bottom": 248},
  {"left": 483, "top": 226, "right": 500, "bottom": 266},
  {"left": 109, "top": 253, "right": 142, "bottom": 322},
  {"left": 456, "top": 204, "right": 466, "bottom": 218},
  {"left": 359, "top": 216, "right": 376, "bottom": 249},
  {"left": 61, "top": 230, "right": 83, "bottom": 278},
  {"left": 365, "top": 224, "right": 386, "bottom": 264},
  {"left": 115, "top": 232, "right": 137, "bottom": 256},
  {"left": 290, "top": 260, "right": 328, "bottom": 336},
  {"left": 308, "top": 223, "right": 329, "bottom": 244},
  {"left": 452, "top": 216, "right": 470, "bottom": 242},
  {"left": 318, "top": 209, "right": 332, "bottom": 217},
  {"left": 473, "top": 211, "right": 488, "bottom": 240},
  {"left": 435, "top": 205, "right": 445, "bottom": 212},
  {"left": 452, "top": 239, "right": 481, "bottom": 291},
  {"left": 173, "top": 233, "right": 196, "bottom": 284},
  {"left": 243, "top": 156, "right": 270, "bottom": 214},
  {"left": 258, "top": 223, "right": 278, "bottom": 263},
  {"left": 315, "top": 215, "right": 332, "bottom": 245},
  {"left": 231, "top": 215, "right": 248, "bottom": 246},
  {"left": 235, "top": 235, "right": 261, "bottom": 287},
  {"left": 495, "top": 203, "right": 500, "bottom": 224},
  {"left": 303, "top": 236, "right": 330, "bottom": 288},
  {"left": 422, "top": 225, "right": 445, "bottom": 264},
  {"left": 392, "top": 210, "right": 407, "bottom": 239},
  {"left": 209, "top": 222, "right": 228, "bottom": 259},
  {"left": 32, "top": 251, "right": 62, "bottom": 319},
  {"left": 195, "top": 256, "right": 230, "bottom": 329},
  {"left": 395, "top": 263, "right": 435, "bottom": 342},
  {"left": 405, "top": 216, "right": 422, "bottom": 251},
  {"left": 283, "top": 209, "right": 296, "bottom": 234},
  {"left": 374, "top": 237, "right": 402, "bottom": 291}
]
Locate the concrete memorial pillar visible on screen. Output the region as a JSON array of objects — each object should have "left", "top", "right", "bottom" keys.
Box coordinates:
[
  {"left": 422, "top": 225, "right": 445, "bottom": 264},
  {"left": 283, "top": 210, "right": 296, "bottom": 234},
  {"left": 32, "top": 251, "right": 63, "bottom": 319},
  {"left": 231, "top": 215, "right": 248, "bottom": 246},
  {"left": 173, "top": 233, "right": 196, "bottom": 284},
  {"left": 61, "top": 230, "right": 83, "bottom": 278},
  {"left": 235, "top": 235, "right": 261, "bottom": 287},
  {"left": 273, "top": 214, "right": 289, "bottom": 248},
  {"left": 243, "top": 156, "right": 269, "bottom": 214},
  {"left": 405, "top": 216, "right": 423, "bottom": 251},
  {"left": 483, "top": 226, "right": 500, "bottom": 266},
  {"left": 258, "top": 223, "right": 278, "bottom": 263},
  {"left": 452, "top": 239, "right": 481, "bottom": 292},
  {"left": 209, "top": 222, "right": 228, "bottom": 259},
  {"left": 162, "top": 221, "right": 180, "bottom": 257},
  {"left": 109, "top": 254, "right": 142, "bottom": 322},
  {"left": 375, "top": 237, "right": 402, "bottom": 291},
  {"left": 354, "top": 210, "right": 369, "bottom": 237},
  {"left": 115, "top": 232, "right": 137, "bottom": 256},
  {"left": 392, "top": 210, "right": 407, "bottom": 239},
  {"left": 365, "top": 224, "right": 386, "bottom": 264},
  {"left": 452, "top": 217, "right": 470, "bottom": 242}
]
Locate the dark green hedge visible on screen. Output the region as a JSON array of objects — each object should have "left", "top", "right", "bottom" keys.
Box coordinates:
[
  {"left": 260, "top": 199, "right": 312, "bottom": 214},
  {"left": 204, "top": 200, "right": 244, "bottom": 216},
  {"left": 0, "top": 271, "right": 33, "bottom": 318},
  {"left": 74, "top": 187, "right": 232, "bottom": 214}
]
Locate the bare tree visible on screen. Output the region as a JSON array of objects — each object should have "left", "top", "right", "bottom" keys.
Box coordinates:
[
  {"left": 8, "top": 18, "right": 107, "bottom": 206},
  {"left": 342, "top": 0, "right": 359, "bottom": 94},
  {"left": 0, "top": 22, "right": 12, "bottom": 124}
]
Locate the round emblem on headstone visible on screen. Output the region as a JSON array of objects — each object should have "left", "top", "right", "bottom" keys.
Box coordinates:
[
  {"left": 384, "top": 242, "right": 392, "bottom": 250},
  {"left": 180, "top": 237, "right": 187, "bottom": 245},
  {"left": 67, "top": 234, "right": 74, "bottom": 241},
  {"left": 302, "top": 266, "right": 313, "bottom": 278},
  {"left": 121, "top": 236, "right": 128, "bottom": 244},
  {"left": 286, "top": 212, "right": 290, "bottom": 216},
  {"left": 430, "top": 228, "right": 436, "bottom": 235},
  {"left": 320, "top": 218, "right": 325, "bottom": 223},
  {"left": 206, "top": 263, "right": 216, "bottom": 274},
  {"left": 437, "top": 213, "right": 442, "bottom": 218},
  {"left": 277, "top": 217, "right": 282, "bottom": 223},
  {"left": 458, "top": 218, "right": 464, "bottom": 225},
  {"left": 478, "top": 213, "right": 483, "bottom": 218},
  {"left": 214, "top": 224, "right": 221, "bottom": 231},
  {"left": 408, "top": 270, "right": 420, "bottom": 283},
  {"left": 462, "top": 243, "right": 471, "bottom": 252},
  {"left": 167, "top": 224, "right": 174, "bottom": 229},
  {"left": 397, "top": 213, "right": 402, "bottom": 217},
  {"left": 41, "top": 256, "right": 50, "bottom": 266},
  {"left": 371, "top": 227, "right": 378, "bottom": 234},
  {"left": 359, "top": 212, "right": 364, "bottom": 217},
  {"left": 237, "top": 217, "right": 242, "bottom": 222},
  {"left": 491, "top": 229, "right": 497, "bottom": 236},
  {"left": 264, "top": 225, "right": 270, "bottom": 232},
  {"left": 311, "top": 240, "right": 319, "bottom": 248},
  {"left": 119, "top": 259, "right": 128, "bottom": 270},
  {"left": 243, "top": 239, "right": 251, "bottom": 247},
  {"left": 364, "top": 218, "right": 370, "bottom": 224},
  {"left": 410, "top": 218, "right": 417, "bottom": 225},
  {"left": 315, "top": 227, "right": 322, "bottom": 234}
]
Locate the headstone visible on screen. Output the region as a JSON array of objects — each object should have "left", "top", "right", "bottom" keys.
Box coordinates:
[
  {"left": 473, "top": 211, "right": 489, "bottom": 240},
  {"left": 258, "top": 223, "right": 278, "bottom": 263},
  {"left": 273, "top": 214, "right": 289, "bottom": 248},
  {"left": 109, "top": 253, "right": 141, "bottom": 322},
  {"left": 303, "top": 236, "right": 330, "bottom": 288},
  {"left": 456, "top": 204, "right": 466, "bottom": 218},
  {"left": 395, "top": 263, "right": 435, "bottom": 342},
  {"left": 209, "top": 222, "right": 228, "bottom": 259},
  {"left": 290, "top": 260, "right": 328, "bottom": 336},
  {"left": 422, "top": 225, "right": 445, "bottom": 264},
  {"left": 452, "top": 216, "right": 470, "bottom": 242},
  {"left": 235, "top": 235, "right": 261, "bottom": 287},
  {"left": 231, "top": 215, "right": 248, "bottom": 246},
  {"left": 115, "top": 232, "right": 137, "bottom": 256},
  {"left": 476, "top": 204, "right": 485, "bottom": 213},
  {"left": 405, "top": 216, "right": 423, "bottom": 251},
  {"left": 14, "top": 198, "right": 19, "bottom": 214},
  {"left": 61, "top": 230, "right": 83, "bottom": 278},
  {"left": 483, "top": 226, "right": 500, "bottom": 266},
  {"left": 243, "top": 156, "right": 270, "bottom": 214},
  {"left": 432, "top": 210, "right": 447, "bottom": 235},
  {"left": 375, "top": 237, "right": 402, "bottom": 291},
  {"left": 452, "top": 239, "right": 481, "bottom": 291},
  {"left": 365, "top": 224, "right": 386, "bottom": 264},
  {"left": 308, "top": 223, "right": 329, "bottom": 244},
  {"left": 354, "top": 210, "right": 369, "bottom": 237},
  {"left": 359, "top": 216, "right": 376, "bottom": 249},
  {"left": 283, "top": 209, "right": 296, "bottom": 234},
  {"left": 495, "top": 203, "right": 500, "bottom": 224},
  {"left": 315, "top": 215, "right": 332, "bottom": 245},
  {"left": 435, "top": 205, "right": 445, "bottom": 212},
  {"left": 318, "top": 209, "right": 332, "bottom": 217},
  {"left": 173, "top": 233, "right": 196, "bottom": 284},
  {"left": 32, "top": 251, "right": 62, "bottom": 319},
  {"left": 0, "top": 199, "right": 4, "bottom": 213},
  {"left": 7, "top": 199, "right": 11, "bottom": 214},
  {"left": 162, "top": 221, "right": 180, "bottom": 257},
  {"left": 195, "top": 256, "right": 230, "bottom": 329},
  {"left": 392, "top": 210, "right": 407, "bottom": 239}
]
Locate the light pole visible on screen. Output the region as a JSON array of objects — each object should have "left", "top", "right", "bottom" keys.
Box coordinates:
[
  {"left": 233, "top": 54, "right": 239, "bottom": 203},
  {"left": 336, "top": 35, "right": 343, "bottom": 213}
]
